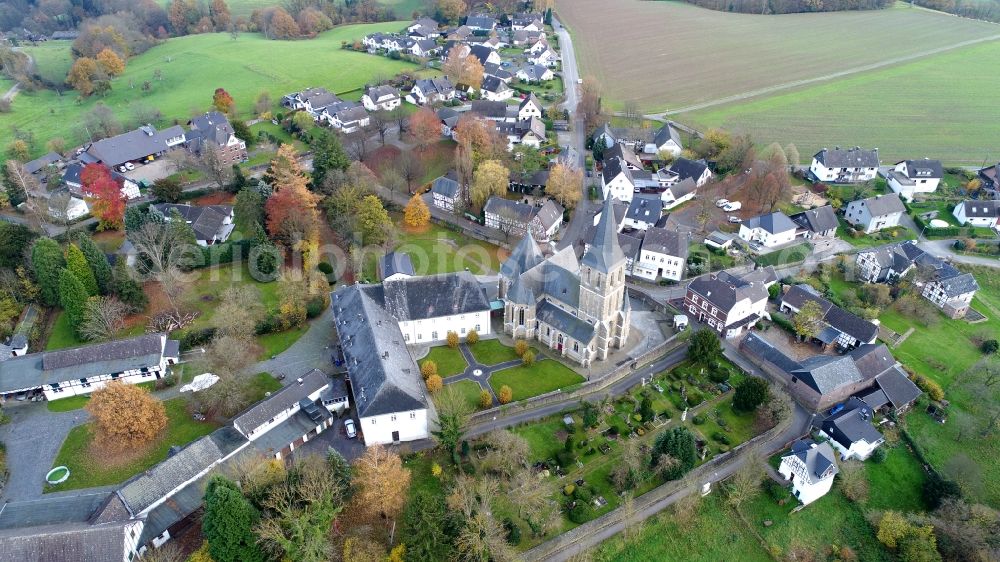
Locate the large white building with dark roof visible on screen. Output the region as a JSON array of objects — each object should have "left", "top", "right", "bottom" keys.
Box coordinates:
[
  {"left": 809, "top": 147, "right": 879, "bottom": 183},
  {"left": 684, "top": 267, "right": 776, "bottom": 338},
  {"left": 779, "top": 439, "right": 839, "bottom": 505},
  {"left": 886, "top": 159, "right": 943, "bottom": 201}
]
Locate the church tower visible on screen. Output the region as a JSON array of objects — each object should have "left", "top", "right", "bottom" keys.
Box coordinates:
[{"left": 579, "top": 196, "right": 630, "bottom": 358}]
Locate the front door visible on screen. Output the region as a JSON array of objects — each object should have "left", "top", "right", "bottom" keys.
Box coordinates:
[
  {"left": 392, "top": 431, "right": 400, "bottom": 443},
  {"left": 557, "top": 334, "right": 564, "bottom": 352}
]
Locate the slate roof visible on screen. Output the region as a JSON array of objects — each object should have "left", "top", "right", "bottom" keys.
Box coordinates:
[
  {"left": 484, "top": 197, "right": 537, "bottom": 224},
  {"left": 848, "top": 343, "right": 896, "bottom": 380},
  {"left": 581, "top": 196, "right": 627, "bottom": 273},
  {"left": 484, "top": 62, "right": 513, "bottom": 81},
  {"left": 642, "top": 227, "right": 688, "bottom": 259},
  {"left": 466, "top": 14, "right": 496, "bottom": 29},
  {"left": 413, "top": 38, "right": 438, "bottom": 53},
  {"left": 507, "top": 276, "right": 536, "bottom": 305},
  {"left": 518, "top": 64, "right": 550, "bottom": 81},
  {"left": 898, "top": 159, "right": 943, "bottom": 179},
  {"left": 414, "top": 76, "right": 454, "bottom": 96},
  {"left": 152, "top": 203, "right": 232, "bottom": 242},
  {"left": 536, "top": 300, "right": 596, "bottom": 343},
  {"left": 332, "top": 285, "right": 428, "bottom": 418},
  {"left": 782, "top": 284, "right": 878, "bottom": 344},
  {"left": 626, "top": 196, "right": 665, "bottom": 225},
  {"left": 381, "top": 251, "right": 414, "bottom": 279},
  {"left": 0, "top": 520, "right": 136, "bottom": 562},
  {"left": 741, "top": 332, "right": 804, "bottom": 375},
  {"left": 535, "top": 199, "right": 565, "bottom": 232},
  {"left": 501, "top": 233, "right": 545, "bottom": 279},
  {"left": 742, "top": 211, "right": 797, "bottom": 235},
  {"left": 469, "top": 44, "right": 496, "bottom": 65},
  {"left": 233, "top": 369, "right": 329, "bottom": 436},
  {"left": 470, "top": 100, "right": 508, "bottom": 119},
  {"left": 790, "top": 205, "right": 838, "bottom": 233},
  {"left": 86, "top": 125, "right": 184, "bottom": 167},
  {"left": 687, "top": 269, "right": 769, "bottom": 315},
  {"left": 955, "top": 200, "right": 1000, "bottom": 218},
  {"left": 875, "top": 367, "right": 922, "bottom": 410},
  {"left": 791, "top": 355, "right": 864, "bottom": 395},
  {"left": 117, "top": 426, "right": 247, "bottom": 515},
  {"left": 24, "top": 151, "right": 62, "bottom": 174},
  {"left": 814, "top": 147, "right": 879, "bottom": 168},
  {"left": 821, "top": 397, "right": 884, "bottom": 448},
  {"left": 376, "top": 271, "right": 491, "bottom": 321},
  {"left": 669, "top": 177, "right": 698, "bottom": 200},
  {"left": 365, "top": 85, "right": 400, "bottom": 101},
  {"left": 619, "top": 231, "right": 643, "bottom": 261},
  {"left": 187, "top": 111, "right": 235, "bottom": 151},
  {"left": 784, "top": 439, "right": 839, "bottom": 485},
  {"left": 855, "top": 194, "right": 905, "bottom": 217},
  {"left": 604, "top": 143, "right": 643, "bottom": 170},
  {"left": 668, "top": 157, "right": 709, "bottom": 182},
  {"left": 0, "top": 492, "right": 112, "bottom": 531},
  {"left": 653, "top": 123, "right": 682, "bottom": 149}
]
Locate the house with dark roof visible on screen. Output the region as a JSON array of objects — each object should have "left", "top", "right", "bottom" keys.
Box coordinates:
[
  {"left": 511, "top": 13, "right": 544, "bottom": 31},
  {"left": 151, "top": 203, "right": 234, "bottom": 246},
  {"left": 631, "top": 227, "right": 689, "bottom": 282},
  {"left": 470, "top": 99, "right": 510, "bottom": 121},
  {"left": 738, "top": 211, "right": 799, "bottom": 248},
  {"left": 684, "top": 267, "right": 775, "bottom": 338},
  {"left": 24, "top": 151, "right": 63, "bottom": 175},
  {"left": 600, "top": 156, "right": 677, "bottom": 204},
  {"left": 790, "top": 205, "right": 839, "bottom": 239},
  {"left": 484, "top": 197, "right": 563, "bottom": 241},
  {"left": 844, "top": 193, "right": 905, "bottom": 234},
  {"left": 411, "top": 76, "right": 456, "bottom": 105},
  {"left": 509, "top": 169, "right": 550, "bottom": 193},
  {"left": 819, "top": 397, "right": 885, "bottom": 460},
  {"left": 499, "top": 197, "right": 632, "bottom": 366},
  {"left": 407, "top": 17, "right": 440, "bottom": 37},
  {"left": 0, "top": 333, "right": 179, "bottom": 401},
  {"left": 480, "top": 74, "right": 514, "bottom": 101},
  {"left": 85, "top": 125, "right": 186, "bottom": 168},
  {"left": 469, "top": 44, "right": 502, "bottom": 67},
  {"left": 527, "top": 46, "right": 559, "bottom": 67},
  {"left": 780, "top": 284, "right": 878, "bottom": 349},
  {"left": 430, "top": 172, "right": 463, "bottom": 211},
  {"left": 809, "top": 147, "right": 879, "bottom": 183},
  {"left": 667, "top": 157, "right": 712, "bottom": 187},
  {"left": 624, "top": 195, "right": 665, "bottom": 231},
  {"left": 976, "top": 162, "right": 1000, "bottom": 198},
  {"left": 516, "top": 63, "right": 554, "bottom": 82},
  {"left": 854, "top": 240, "right": 926, "bottom": 284},
  {"left": 362, "top": 85, "right": 402, "bottom": 112},
  {"left": 465, "top": 13, "right": 497, "bottom": 32},
  {"left": 484, "top": 61, "right": 514, "bottom": 83},
  {"left": 953, "top": 199, "right": 1000, "bottom": 229},
  {"left": 610, "top": 123, "right": 683, "bottom": 157},
  {"left": 380, "top": 251, "right": 415, "bottom": 281},
  {"left": 186, "top": 111, "right": 247, "bottom": 165},
  {"left": 497, "top": 117, "right": 546, "bottom": 150},
  {"left": 778, "top": 439, "right": 839, "bottom": 505},
  {"left": 232, "top": 369, "right": 332, "bottom": 458},
  {"left": 886, "top": 158, "right": 942, "bottom": 201}
]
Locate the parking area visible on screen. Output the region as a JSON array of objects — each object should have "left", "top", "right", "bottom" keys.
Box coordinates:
[
  {"left": 122, "top": 157, "right": 175, "bottom": 184},
  {"left": 298, "top": 412, "right": 367, "bottom": 461}
]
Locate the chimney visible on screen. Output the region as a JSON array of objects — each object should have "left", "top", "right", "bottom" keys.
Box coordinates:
[{"left": 296, "top": 377, "right": 304, "bottom": 385}]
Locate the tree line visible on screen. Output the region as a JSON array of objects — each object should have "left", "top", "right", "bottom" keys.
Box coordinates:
[{"left": 679, "top": 0, "right": 892, "bottom": 14}]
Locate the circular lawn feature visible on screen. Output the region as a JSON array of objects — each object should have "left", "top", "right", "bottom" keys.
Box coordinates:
[{"left": 46, "top": 466, "right": 70, "bottom": 485}]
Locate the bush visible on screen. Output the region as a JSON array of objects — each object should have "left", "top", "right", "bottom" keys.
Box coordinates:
[
  {"left": 317, "top": 261, "right": 333, "bottom": 274},
  {"left": 563, "top": 484, "right": 576, "bottom": 496},
  {"left": 514, "top": 339, "right": 529, "bottom": 357},
  {"left": 446, "top": 331, "right": 459, "bottom": 348},
  {"left": 568, "top": 503, "right": 593, "bottom": 524},
  {"left": 692, "top": 414, "right": 705, "bottom": 425},
  {"left": 708, "top": 369, "right": 730, "bottom": 383},
  {"left": 460, "top": 462, "right": 476, "bottom": 475},
  {"left": 574, "top": 486, "right": 593, "bottom": 503},
  {"left": 982, "top": 339, "right": 999, "bottom": 354},
  {"left": 712, "top": 432, "right": 730, "bottom": 445},
  {"left": 503, "top": 518, "right": 521, "bottom": 546},
  {"left": 180, "top": 327, "right": 216, "bottom": 350},
  {"left": 522, "top": 350, "right": 535, "bottom": 367},
  {"left": 871, "top": 447, "right": 888, "bottom": 464},
  {"left": 466, "top": 330, "right": 479, "bottom": 345},
  {"left": 305, "top": 296, "right": 325, "bottom": 319},
  {"left": 556, "top": 450, "right": 575, "bottom": 468},
  {"left": 913, "top": 375, "right": 945, "bottom": 402},
  {"left": 686, "top": 390, "right": 703, "bottom": 407}
]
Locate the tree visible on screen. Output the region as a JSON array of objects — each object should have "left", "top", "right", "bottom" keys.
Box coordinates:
[
  {"left": 81, "top": 164, "right": 126, "bottom": 230},
  {"left": 212, "top": 285, "right": 265, "bottom": 340},
  {"left": 898, "top": 525, "right": 942, "bottom": 562},
  {"left": 522, "top": 350, "right": 536, "bottom": 366},
  {"left": 111, "top": 259, "right": 147, "bottom": 312},
  {"left": 785, "top": 143, "right": 800, "bottom": 167},
  {"left": 651, "top": 426, "right": 696, "bottom": 480},
  {"left": 792, "top": 300, "right": 825, "bottom": 340},
  {"left": 724, "top": 450, "right": 763, "bottom": 511},
  {"left": 4, "top": 160, "right": 37, "bottom": 205},
  {"left": 499, "top": 385, "right": 513, "bottom": 404},
  {"left": 478, "top": 389, "right": 493, "bottom": 409},
  {"left": 421, "top": 360, "right": 438, "bottom": 380},
  {"left": 75, "top": 233, "right": 113, "bottom": 295},
  {"left": 688, "top": 328, "right": 722, "bottom": 365},
  {"left": 0, "top": 223, "right": 35, "bottom": 269},
  {"left": 310, "top": 130, "right": 349, "bottom": 189},
  {"left": 447, "top": 330, "right": 460, "bottom": 348},
  {"left": 426, "top": 374, "right": 443, "bottom": 393},
  {"left": 65, "top": 244, "right": 99, "bottom": 296},
  {"left": 514, "top": 340, "right": 529, "bottom": 357},
  {"left": 59, "top": 269, "right": 89, "bottom": 334},
  {"left": 96, "top": 48, "right": 125, "bottom": 77},
  {"left": 31, "top": 238, "right": 66, "bottom": 307},
  {"left": 356, "top": 195, "right": 392, "bottom": 246},
  {"left": 398, "top": 151, "right": 425, "bottom": 195},
  {"left": 433, "top": 384, "right": 473, "bottom": 461},
  {"left": 436, "top": 0, "right": 467, "bottom": 23},
  {"left": 354, "top": 445, "right": 411, "bottom": 522},
  {"left": 877, "top": 511, "right": 912, "bottom": 549},
  {"left": 292, "top": 111, "right": 315, "bottom": 133},
  {"left": 408, "top": 107, "right": 442, "bottom": 148},
  {"left": 85, "top": 381, "right": 167, "bottom": 449},
  {"left": 152, "top": 177, "right": 182, "bottom": 203},
  {"left": 210, "top": 0, "right": 232, "bottom": 30},
  {"left": 202, "top": 475, "right": 266, "bottom": 562},
  {"left": 66, "top": 57, "right": 100, "bottom": 96},
  {"left": 471, "top": 159, "right": 509, "bottom": 210},
  {"left": 401, "top": 490, "right": 456, "bottom": 561},
  {"left": 80, "top": 296, "right": 128, "bottom": 342},
  {"left": 545, "top": 163, "right": 583, "bottom": 209},
  {"left": 733, "top": 376, "right": 769, "bottom": 412},
  {"left": 404, "top": 193, "right": 431, "bottom": 229},
  {"left": 982, "top": 339, "right": 999, "bottom": 354},
  {"left": 195, "top": 143, "right": 233, "bottom": 189},
  {"left": 265, "top": 145, "right": 320, "bottom": 244},
  {"left": 442, "top": 48, "right": 484, "bottom": 89},
  {"left": 640, "top": 396, "right": 654, "bottom": 422},
  {"left": 213, "top": 87, "right": 235, "bottom": 114},
  {"left": 579, "top": 77, "right": 604, "bottom": 130},
  {"left": 234, "top": 186, "right": 266, "bottom": 233}
]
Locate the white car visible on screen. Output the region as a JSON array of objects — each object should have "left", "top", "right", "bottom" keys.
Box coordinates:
[
  {"left": 118, "top": 165, "right": 128, "bottom": 173},
  {"left": 124, "top": 162, "right": 135, "bottom": 171},
  {"left": 715, "top": 198, "right": 730, "bottom": 208},
  {"left": 344, "top": 419, "right": 357, "bottom": 439},
  {"left": 722, "top": 201, "right": 742, "bottom": 212},
  {"left": 728, "top": 215, "right": 742, "bottom": 223}
]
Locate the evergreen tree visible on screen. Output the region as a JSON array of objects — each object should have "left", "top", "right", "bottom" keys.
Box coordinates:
[
  {"left": 310, "top": 130, "right": 350, "bottom": 189},
  {"left": 326, "top": 448, "right": 353, "bottom": 493},
  {"left": 400, "top": 490, "right": 456, "bottom": 561},
  {"left": 58, "top": 269, "right": 89, "bottom": 334},
  {"left": 651, "top": 426, "right": 697, "bottom": 481},
  {"left": 733, "top": 376, "right": 769, "bottom": 412},
  {"left": 75, "top": 233, "right": 113, "bottom": 295},
  {"left": 248, "top": 222, "right": 278, "bottom": 277},
  {"left": 31, "top": 238, "right": 66, "bottom": 306},
  {"left": 124, "top": 206, "right": 148, "bottom": 233},
  {"left": 111, "top": 259, "right": 148, "bottom": 312},
  {"left": 202, "top": 475, "right": 266, "bottom": 562},
  {"left": 65, "top": 243, "right": 99, "bottom": 296},
  {"left": 688, "top": 328, "right": 722, "bottom": 365}
]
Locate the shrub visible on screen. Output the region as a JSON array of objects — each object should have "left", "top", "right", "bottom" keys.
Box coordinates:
[
  {"left": 733, "top": 376, "right": 770, "bottom": 411},
  {"left": 522, "top": 350, "right": 535, "bottom": 367},
  {"left": 574, "top": 486, "right": 593, "bottom": 503},
  {"left": 913, "top": 375, "right": 945, "bottom": 402},
  {"left": 446, "top": 331, "right": 459, "bottom": 348},
  {"left": 563, "top": 484, "right": 575, "bottom": 496},
  {"left": 317, "top": 261, "right": 333, "bottom": 274},
  {"left": 460, "top": 462, "right": 476, "bottom": 475},
  {"left": 305, "top": 296, "right": 325, "bottom": 319},
  {"left": 425, "top": 374, "right": 443, "bottom": 393},
  {"left": 686, "top": 390, "right": 703, "bottom": 407},
  {"left": 466, "top": 330, "right": 479, "bottom": 345},
  {"left": 568, "top": 503, "right": 592, "bottom": 523},
  {"left": 871, "top": 447, "right": 888, "bottom": 464},
  {"left": 420, "top": 361, "right": 437, "bottom": 380},
  {"left": 503, "top": 518, "right": 521, "bottom": 546},
  {"left": 692, "top": 414, "right": 706, "bottom": 425},
  {"left": 712, "top": 432, "right": 730, "bottom": 445},
  {"left": 556, "top": 450, "right": 575, "bottom": 467},
  {"left": 514, "top": 339, "right": 529, "bottom": 357},
  {"left": 431, "top": 463, "right": 442, "bottom": 477},
  {"left": 498, "top": 385, "right": 513, "bottom": 404},
  {"left": 181, "top": 327, "right": 216, "bottom": 350},
  {"left": 982, "top": 339, "right": 999, "bottom": 354},
  {"left": 478, "top": 390, "right": 492, "bottom": 409},
  {"left": 708, "top": 369, "right": 729, "bottom": 383}
]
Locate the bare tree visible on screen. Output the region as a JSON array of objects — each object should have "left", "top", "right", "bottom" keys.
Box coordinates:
[
  {"left": 837, "top": 460, "right": 869, "bottom": 503},
  {"left": 482, "top": 430, "right": 530, "bottom": 478},
  {"left": 398, "top": 150, "right": 425, "bottom": 194},
  {"left": 4, "top": 159, "right": 40, "bottom": 198},
  {"left": 622, "top": 100, "right": 641, "bottom": 128},
  {"left": 724, "top": 448, "right": 763, "bottom": 511},
  {"left": 48, "top": 190, "right": 75, "bottom": 226},
  {"left": 129, "top": 221, "right": 199, "bottom": 316},
  {"left": 196, "top": 143, "right": 233, "bottom": 188},
  {"left": 80, "top": 296, "right": 128, "bottom": 342},
  {"left": 211, "top": 285, "right": 265, "bottom": 340},
  {"left": 390, "top": 106, "right": 408, "bottom": 138},
  {"left": 346, "top": 131, "right": 369, "bottom": 161},
  {"left": 370, "top": 111, "right": 391, "bottom": 146}
]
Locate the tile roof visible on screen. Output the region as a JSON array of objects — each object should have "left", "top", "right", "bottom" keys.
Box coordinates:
[
  {"left": 604, "top": 143, "right": 643, "bottom": 170},
  {"left": 470, "top": 100, "right": 508, "bottom": 119},
  {"left": 814, "top": 147, "right": 879, "bottom": 168},
  {"left": 232, "top": 369, "right": 329, "bottom": 436},
  {"left": 652, "top": 123, "right": 682, "bottom": 149},
  {"left": 24, "top": 151, "right": 62, "bottom": 174},
  {"left": 790, "top": 205, "right": 838, "bottom": 233},
  {"left": 898, "top": 158, "right": 943, "bottom": 179},
  {"left": 741, "top": 332, "right": 803, "bottom": 373},
  {"left": 0, "top": 493, "right": 112, "bottom": 531},
  {"left": 956, "top": 200, "right": 1000, "bottom": 218},
  {"left": 187, "top": 111, "right": 235, "bottom": 150},
  {"left": 641, "top": 227, "right": 688, "bottom": 259}
]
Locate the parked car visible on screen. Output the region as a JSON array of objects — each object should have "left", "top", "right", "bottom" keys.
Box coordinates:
[
  {"left": 118, "top": 165, "right": 128, "bottom": 173},
  {"left": 344, "top": 419, "right": 357, "bottom": 439},
  {"left": 715, "top": 198, "right": 730, "bottom": 208},
  {"left": 728, "top": 216, "right": 742, "bottom": 223},
  {"left": 124, "top": 162, "right": 135, "bottom": 171},
  {"left": 722, "top": 201, "right": 742, "bottom": 212}
]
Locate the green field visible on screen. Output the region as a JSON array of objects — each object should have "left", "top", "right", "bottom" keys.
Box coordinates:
[
  {"left": 489, "top": 360, "right": 585, "bottom": 401},
  {"left": 682, "top": 40, "right": 1000, "bottom": 164},
  {"left": 21, "top": 42, "right": 74, "bottom": 84},
  {"left": 420, "top": 345, "right": 468, "bottom": 377},
  {"left": 3, "top": 23, "right": 417, "bottom": 157}
]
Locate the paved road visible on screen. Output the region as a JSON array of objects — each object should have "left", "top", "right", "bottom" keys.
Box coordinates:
[{"left": 0, "top": 404, "right": 90, "bottom": 502}]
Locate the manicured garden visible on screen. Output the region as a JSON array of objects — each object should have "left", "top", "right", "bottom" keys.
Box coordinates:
[
  {"left": 469, "top": 339, "right": 526, "bottom": 366},
  {"left": 449, "top": 379, "right": 486, "bottom": 411},
  {"left": 489, "top": 360, "right": 584, "bottom": 401},
  {"left": 421, "top": 345, "right": 468, "bottom": 377},
  {"left": 47, "top": 397, "right": 219, "bottom": 492}
]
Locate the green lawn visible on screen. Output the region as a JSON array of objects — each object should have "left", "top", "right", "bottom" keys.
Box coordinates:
[
  {"left": 448, "top": 379, "right": 485, "bottom": 411},
  {"left": 44, "top": 311, "right": 85, "bottom": 351},
  {"left": 421, "top": 345, "right": 468, "bottom": 377},
  {"left": 47, "top": 397, "right": 219, "bottom": 492},
  {"left": 21, "top": 42, "right": 74, "bottom": 84},
  {"left": 865, "top": 444, "right": 927, "bottom": 512},
  {"left": 249, "top": 120, "right": 309, "bottom": 152},
  {"left": 489, "top": 360, "right": 585, "bottom": 401},
  {"left": 469, "top": 339, "right": 524, "bottom": 366},
  {"left": 394, "top": 219, "right": 503, "bottom": 277},
  {"left": 753, "top": 242, "right": 811, "bottom": 267},
  {"left": 4, "top": 23, "right": 418, "bottom": 158},
  {"left": 45, "top": 394, "right": 91, "bottom": 413},
  {"left": 247, "top": 372, "right": 283, "bottom": 403},
  {"left": 257, "top": 325, "right": 308, "bottom": 359},
  {"left": 181, "top": 262, "right": 281, "bottom": 330},
  {"left": 836, "top": 218, "right": 916, "bottom": 248}
]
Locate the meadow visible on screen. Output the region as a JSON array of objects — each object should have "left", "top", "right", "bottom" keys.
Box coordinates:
[
  {"left": 154, "top": 0, "right": 430, "bottom": 19},
  {"left": 558, "top": 0, "right": 999, "bottom": 110},
  {"left": 2, "top": 22, "right": 416, "bottom": 157}
]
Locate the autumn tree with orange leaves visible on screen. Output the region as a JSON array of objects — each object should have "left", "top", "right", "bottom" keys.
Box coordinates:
[
  {"left": 264, "top": 144, "right": 319, "bottom": 246},
  {"left": 442, "top": 49, "right": 484, "bottom": 90},
  {"left": 81, "top": 164, "right": 126, "bottom": 230},
  {"left": 213, "top": 87, "right": 235, "bottom": 114},
  {"left": 408, "top": 107, "right": 442, "bottom": 149},
  {"left": 454, "top": 114, "right": 505, "bottom": 164},
  {"left": 86, "top": 381, "right": 167, "bottom": 450}
]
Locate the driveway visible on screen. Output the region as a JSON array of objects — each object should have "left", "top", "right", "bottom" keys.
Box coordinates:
[
  {"left": 249, "top": 306, "right": 339, "bottom": 380},
  {"left": 123, "top": 158, "right": 175, "bottom": 184},
  {"left": 0, "top": 403, "right": 90, "bottom": 502}
]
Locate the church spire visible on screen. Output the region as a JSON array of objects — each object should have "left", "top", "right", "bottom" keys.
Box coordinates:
[{"left": 581, "top": 195, "right": 626, "bottom": 273}]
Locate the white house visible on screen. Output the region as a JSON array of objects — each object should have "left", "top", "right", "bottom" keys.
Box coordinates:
[
  {"left": 469, "top": 44, "right": 502, "bottom": 67},
  {"left": 518, "top": 94, "right": 543, "bottom": 121},
  {"left": 465, "top": 13, "right": 497, "bottom": 32},
  {"left": 819, "top": 397, "right": 884, "bottom": 461},
  {"left": 411, "top": 77, "right": 456, "bottom": 105},
  {"left": 0, "top": 333, "right": 179, "bottom": 401},
  {"left": 480, "top": 75, "right": 514, "bottom": 101},
  {"left": 152, "top": 203, "right": 235, "bottom": 247},
  {"left": 668, "top": 157, "right": 712, "bottom": 187},
  {"left": 484, "top": 197, "right": 563, "bottom": 242},
  {"left": 232, "top": 369, "right": 333, "bottom": 459},
  {"left": 778, "top": 439, "right": 839, "bottom": 506},
  {"left": 380, "top": 252, "right": 414, "bottom": 282},
  {"left": 411, "top": 38, "right": 440, "bottom": 58},
  {"left": 528, "top": 47, "right": 559, "bottom": 67},
  {"left": 661, "top": 177, "right": 698, "bottom": 209},
  {"left": 361, "top": 85, "right": 402, "bottom": 111},
  {"left": 285, "top": 87, "right": 342, "bottom": 119},
  {"left": 953, "top": 200, "right": 1000, "bottom": 228},
  {"left": 738, "top": 212, "right": 799, "bottom": 248},
  {"left": 631, "top": 227, "right": 688, "bottom": 282},
  {"left": 684, "top": 267, "right": 776, "bottom": 338},
  {"left": 524, "top": 36, "right": 549, "bottom": 55},
  {"left": 601, "top": 156, "right": 636, "bottom": 202},
  {"left": 512, "top": 13, "right": 544, "bottom": 31},
  {"left": 624, "top": 195, "right": 664, "bottom": 231},
  {"left": 327, "top": 105, "right": 370, "bottom": 133},
  {"left": 48, "top": 194, "right": 90, "bottom": 222},
  {"left": 430, "top": 173, "right": 462, "bottom": 211},
  {"left": 497, "top": 118, "right": 546, "bottom": 150},
  {"left": 886, "top": 159, "right": 942, "bottom": 201},
  {"left": 407, "top": 18, "right": 440, "bottom": 38},
  {"left": 809, "top": 147, "right": 879, "bottom": 183},
  {"left": 516, "top": 64, "right": 553, "bottom": 82},
  {"left": 844, "top": 194, "right": 905, "bottom": 234},
  {"left": 645, "top": 123, "right": 683, "bottom": 157},
  {"left": 920, "top": 262, "right": 979, "bottom": 319},
  {"left": 790, "top": 205, "right": 839, "bottom": 239}
]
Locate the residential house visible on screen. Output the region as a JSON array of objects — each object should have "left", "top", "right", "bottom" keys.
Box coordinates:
[
  {"left": 232, "top": 369, "right": 333, "bottom": 458},
  {"left": 668, "top": 157, "right": 712, "bottom": 187},
  {"left": 738, "top": 211, "right": 799, "bottom": 248},
  {"left": 85, "top": 124, "right": 185, "bottom": 168},
  {"left": 448, "top": 25, "right": 473, "bottom": 41},
  {"left": 327, "top": 105, "right": 370, "bottom": 133},
  {"left": 411, "top": 77, "right": 456, "bottom": 105},
  {"left": 484, "top": 197, "right": 563, "bottom": 241},
  {"left": 480, "top": 75, "right": 514, "bottom": 101},
  {"left": 437, "top": 106, "right": 461, "bottom": 137},
  {"left": 661, "top": 178, "right": 698, "bottom": 209},
  {"left": 48, "top": 192, "right": 90, "bottom": 222},
  {"left": 624, "top": 195, "right": 665, "bottom": 231},
  {"left": 24, "top": 151, "right": 63, "bottom": 175},
  {"left": 779, "top": 439, "right": 839, "bottom": 506},
  {"left": 513, "top": 29, "right": 545, "bottom": 46},
  {"left": 483, "top": 62, "right": 514, "bottom": 83},
  {"left": 511, "top": 13, "right": 544, "bottom": 31},
  {"left": 186, "top": 111, "right": 247, "bottom": 165},
  {"left": 524, "top": 35, "right": 549, "bottom": 55},
  {"left": 430, "top": 173, "right": 463, "bottom": 211},
  {"left": 684, "top": 267, "right": 776, "bottom": 338},
  {"left": 0, "top": 333, "right": 179, "bottom": 401},
  {"left": 516, "top": 63, "right": 554, "bottom": 82},
  {"left": 790, "top": 205, "right": 839, "bottom": 239},
  {"left": 605, "top": 143, "right": 643, "bottom": 171},
  {"left": 819, "top": 397, "right": 885, "bottom": 460},
  {"left": 518, "top": 94, "right": 543, "bottom": 120},
  {"left": 497, "top": 117, "right": 546, "bottom": 150},
  {"left": 470, "top": 99, "right": 510, "bottom": 121},
  {"left": 411, "top": 38, "right": 440, "bottom": 57},
  {"left": 591, "top": 123, "right": 616, "bottom": 150},
  {"left": 465, "top": 13, "right": 497, "bottom": 32},
  {"left": 528, "top": 47, "right": 559, "bottom": 67},
  {"left": 844, "top": 194, "right": 905, "bottom": 234},
  {"left": 779, "top": 284, "right": 879, "bottom": 349},
  {"left": 509, "top": 169, "right": 549, "bottom": 193},
  {"left": 61, "top": 162, "right": 141, "bottom": 200},
  {"left": 362, "top": 85, "right": 402, "bottom": 111},
  {"left": 631, "top": 227, "right": 689, "bottom": 282},
  {"left": 380, "top": 251, "right": 414, "bottom": 281},
  {"left": 854, "top": 240, "right": 926, "bottom": 284},
  {"left": 921, "top": 262, "right": 979, "bottom": 319},
  {"left": 886, "top": 159, "right": 943, "bottom": 201},
  {"left": 612, "top": 123, "right": 682, "bottom": 157},
  {"left": 704, "top": 230, "right": 736, "bottom": 250},
  {"left": 469, "top": 44, "right": 502, "bottom": 66},
  {"left": 499, "top": 198, "right": 631, "bottom": 366},
  {"left": 151, "top": 203, "right": 235, "bottom": 246},
  {"left": 406, "top": 18, "right": 440, "bottom": 38},
  {"left": 283, "top": 87, "right": 340, "bottom": 119},
  {"left": 809, "top": 147, "right": 879, "bottom": 183},
  {"left": 470, "top": 35, "right": 504, "bottom": 50},
  {"left": 600, "top": 156, "right": 676, "bottom": 204},
  {"left": 976, "top": 162, "right": 1000, "bottom": 198},
  {"left": 953, "top": 200, "right": 1000, "bottom": 228}
]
